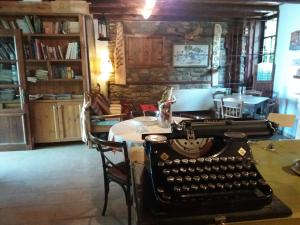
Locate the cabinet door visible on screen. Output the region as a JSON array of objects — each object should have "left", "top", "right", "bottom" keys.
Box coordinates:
[
  {"left": 0, "top": 29, "right": 32, "bottom": 150},
  {"left": 57, "top": 101, "right": 82, "bottom": 141},
  {"left": 30, "top": 102, "right": 60, "bottom": 143}
]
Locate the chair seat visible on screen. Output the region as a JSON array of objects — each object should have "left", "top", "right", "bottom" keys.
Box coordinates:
[{"left": 108, "top": 161, "right": 130, "bottom": 184}]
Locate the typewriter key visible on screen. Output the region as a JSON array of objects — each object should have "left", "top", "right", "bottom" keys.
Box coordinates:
[
  {"left": 184, "top": 176, "right": 192, "bottom": 182},
  {"left": 174, "top": 159, "right": 181, "bottom": 165},
  {"left": 249, "top": 171, "right": 257, "bottom": 178},
  {"left": 220, "top": 157, "right": 228, "bottom": 162},
  {"left": 204, "top": 166, "right": 212, "bottom": 172},
  {"left": 225, "top": 182, "right": 233, "bottom": 189},
  {"left": 174, "top": 186, "right": 181, "bottom": 192},
  {"left": 234, "top": 172, "right": 241, "bottom": 179},
  {"left": 217, "top": 174, "right": 226, "bottom": 180},
  {"left": 226, "top": 173, "right": 234, "bottom": 179},
  {"left": 236, "top": 156, "right": 243, "bottom": 162},
  {"left": 212, "top": 165, "right": 220, "bottom": 172},
  {"left": 182, "top": 159, "right": 189, "bottom": 164},
  {"left": 182, "top": 185, "right": 190, "bottom": 192},
  {"left": 228, "top": 156, "right": 235, "bottom": 162},
  {"left": 209, "top": 174, "right": 217, "bottom": 180},
  {"left": 220, "top": 165, "right": 228, "bottom": 171},
  {"left": 233, "top": 181, "right": 241, "bottom": 188},
  {"left": 212, "top": 157, "right": 220, "bottom": 163},
  {"left": 162, "top": 193, "right": 171, "bottom": 200},
  {"left": 199, "top": 184, "right": 208, "bottom": 191},
  {"left": 157, "top": 161, "right": 165, "bottom": 167},
  {"left": 205, "top": 157, "right": 213, "bottom": 163},
  {"left": 189, "top": 159, "right": 197, "bottom": 164},
  {"left": 216, "top": 183, "right": 224, "bottom": 189},
  {"left": 191, "top": 184, "right": 199, "bottom": 191},
  {"left": 249, "top": 180, "right": 257, "bottom": 186},
  {"left": 188, "top": 167, "right": 195, "bottom": 173},
  {"left": 196, "top": 167, "right": 204, "bottom": 173},
  {"left": 201, "top": 174, "right": 209, "bottom": 180},
  {"left": 193, "top": 176, "right": 200, "bottom": 182},
  {"left": 197, "top": 157, "right": 205, "bottom": 163},
  {"left": 236, "top": 164, "right": 243, "bottom": 170},
  {"left": 176, "top": 176, "right": 183, "bottom": 182},
  {"left": 228, "top": 164, "right": 235, "bottom": 170},
  {"left": 242, "top": 180, "right": 250, "bottom": 187},
  {"left": 180, "top": 167, "right": 187, "bottom": 173},
  {"left": 172, "top": 168, "right": 179, "bottom": 174},
  {"left": 165, "top": 160, "right": 173, "bottom": 166},
  {"left": 208, "top": 183, "right": 216, "bottom": 190},
  {"left": 166, "top": 176, "right": 175, "bottom": 182},
  {"left": 242, "top": 171, "right": 249, "bottom": 177},
  {"left": 162, "top": 169, "right": 171, "bottom": 175}
]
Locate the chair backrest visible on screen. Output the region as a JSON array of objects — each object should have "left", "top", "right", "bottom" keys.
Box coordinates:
[
  {"left": 212, "top": 91, "right": 226, "bottom": 118},
  {"left": 89, "top": 133, "right": 131, "bottom": 182},
  {"left": 139, "top": 104, "right": 158, "bottom": 116},
  {"left": 245, "top": 90, "right": 263, "bottom": 96},
  {"left": 221, "top": 98, "right": 244, "bottom": 118}
]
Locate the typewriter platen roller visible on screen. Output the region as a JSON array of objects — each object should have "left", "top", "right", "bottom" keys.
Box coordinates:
[{"left": 143, "top": 119, "right": 278, "bottom": 215}]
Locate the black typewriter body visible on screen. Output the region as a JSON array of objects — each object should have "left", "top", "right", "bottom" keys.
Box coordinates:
[{"left": 143, "top": 119, "right": 278, "bottom": 216}]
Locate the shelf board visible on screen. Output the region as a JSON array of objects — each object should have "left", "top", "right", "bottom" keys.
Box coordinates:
[
  {"left": 23, "top": 33, "right": 80, "bottom": 38},
  {"left": 26, "top": 59, "right": 81, "bottom": 63},
  {"left": 32, "top": 79, "right": 83, "bottom": 82},
  {"left": 0, "top": 84, "right": 18, "bottom": 88},
  {"left": 0, "top": 60, "right": 17, "bottom": 64}
]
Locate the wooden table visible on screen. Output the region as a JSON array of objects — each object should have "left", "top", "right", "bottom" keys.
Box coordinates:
[{"left": 131, "top": 139, "right": 300, "bottom": 225}]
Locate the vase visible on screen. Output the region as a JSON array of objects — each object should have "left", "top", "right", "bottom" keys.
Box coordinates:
[{"left": 159, "top": 103, "right": 172, "bottom": 128}]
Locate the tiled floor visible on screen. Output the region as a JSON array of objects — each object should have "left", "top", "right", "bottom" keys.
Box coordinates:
[{"left": 0, "top": 144, "right": 127, "bottom": 225}]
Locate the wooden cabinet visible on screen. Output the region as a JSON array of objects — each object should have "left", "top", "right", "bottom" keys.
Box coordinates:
[
  {"left": 0, "top": 1, "right": 93, "bottom": 146},
  {"left": 126, "top": 35, "right": 164, "bottom": 68},
  {"left": 30, "top": 100, "right": 82, "bottom": 143},
  {"left": 0, "top": 29, "right": 32, "bottom": 150}
]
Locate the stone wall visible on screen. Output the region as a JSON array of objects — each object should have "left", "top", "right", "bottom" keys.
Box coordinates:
[{"left": 108, "top": 21, "right": 228, "bottom": 104}]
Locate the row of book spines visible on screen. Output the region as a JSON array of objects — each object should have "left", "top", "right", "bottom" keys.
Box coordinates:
[
  {"left": 0, "top": 40, "right": 16, "bottom": 60},
  {"left": 24, "top": 40, "right": 80, "bottom": 60},
  {"left": 0, "top": 16, "right": 79, "bottom": 34}
]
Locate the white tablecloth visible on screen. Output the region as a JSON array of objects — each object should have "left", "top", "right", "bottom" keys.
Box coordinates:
[{"left": 108, "top": 116, "right": 186, "bottom": 162}]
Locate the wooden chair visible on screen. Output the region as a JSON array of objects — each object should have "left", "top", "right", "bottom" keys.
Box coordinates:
[
  {"left": 245, "top": 89, "right": 263, "bottom": 96},
  {"left": 89, "top": 133, "right": 132, "bottom": 225},
  {"left": 221, "top": 98, "right": 244, "bottom": 118},
  {"left": 212, "top": 91, "right": 226, "bottom": 118}
]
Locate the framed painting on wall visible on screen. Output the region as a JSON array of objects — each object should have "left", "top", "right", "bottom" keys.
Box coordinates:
[
  {"left": 290, "top": 30, "right": 300, "bottom": 50},
  {"left": 173, "top": 44, "right": 209, "bottom": 67}
]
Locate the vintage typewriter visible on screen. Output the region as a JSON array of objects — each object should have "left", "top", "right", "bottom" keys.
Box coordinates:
[{"left": 143, "top": 119, "right": 278, "bottom": 216}]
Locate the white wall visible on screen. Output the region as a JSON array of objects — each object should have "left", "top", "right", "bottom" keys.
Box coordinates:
[{"left": 274, "top": 4, "right": 300, "bottom": 138}]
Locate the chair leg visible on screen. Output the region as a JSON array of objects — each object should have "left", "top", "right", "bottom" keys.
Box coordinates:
[
  {"left": 126, "top": 185, "right": 132, "bottom": 225},
  {"left": 102, "top": 178, "right": 110, "bottom": 216}
]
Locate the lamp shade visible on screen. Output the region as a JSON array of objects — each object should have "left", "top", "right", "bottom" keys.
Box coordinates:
[{"left": 98, "top": 15, "right": 110, "bottom": 41}]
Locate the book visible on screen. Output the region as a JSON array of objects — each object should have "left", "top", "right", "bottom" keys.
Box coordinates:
[
  {"left": 0, "top": 19, "right": 10, "bottom": 29},
  {"left": 16, "top": 19, "right": 30, "bottom": 33},
  {"left": 69, "top": 21, "right": 80, "bottom": 33},
  {"left": 24, "top": 15, "right": 34, "bottom": 33},
  {"left": 42, "top": 21, "right": 53, "bottom": 34},
  {"left": 27, "top": 76, "right": 38, "bottom": 83}
]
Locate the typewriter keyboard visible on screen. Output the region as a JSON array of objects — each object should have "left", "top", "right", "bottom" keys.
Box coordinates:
[{"left": 153, "top": 155, "right": 272, "bottom": 205}]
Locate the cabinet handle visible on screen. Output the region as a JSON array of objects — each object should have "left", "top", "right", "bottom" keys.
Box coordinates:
[{"left": 53, "top": 105, "right": 59, "bottom": 139}]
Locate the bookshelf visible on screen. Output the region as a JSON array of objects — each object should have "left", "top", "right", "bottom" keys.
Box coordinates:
[{"left": 0, "top": 1, "right": 92, "bottom": 145}]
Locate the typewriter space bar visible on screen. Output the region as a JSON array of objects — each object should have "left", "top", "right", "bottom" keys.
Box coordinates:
[{"left": 180, "top": 189, "right": 264, "bottom": 199}]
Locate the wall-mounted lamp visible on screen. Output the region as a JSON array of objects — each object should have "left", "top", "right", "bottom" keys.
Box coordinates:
[{"left": 98, "top": 14, "right": 110, "bottom": 41}]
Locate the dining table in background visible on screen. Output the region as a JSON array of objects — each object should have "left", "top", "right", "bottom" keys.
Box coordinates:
[{"left": 214, "top": 94, "right": 270, "bottom": 118}]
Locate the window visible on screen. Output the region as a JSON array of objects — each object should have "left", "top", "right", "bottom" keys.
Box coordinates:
[{"left": 257, "top": 17, "right": 277, "bottom": 81}]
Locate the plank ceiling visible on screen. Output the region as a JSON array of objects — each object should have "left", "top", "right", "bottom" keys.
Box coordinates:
[{"left": 89, "top": 0, "right": 300, "bottom": 20}]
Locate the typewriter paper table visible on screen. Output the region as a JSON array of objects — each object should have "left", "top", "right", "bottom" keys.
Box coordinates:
[{"left": 132, "top": 139, "right": 300, "bottom": 225}]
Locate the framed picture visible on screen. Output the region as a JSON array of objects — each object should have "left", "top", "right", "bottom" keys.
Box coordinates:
[
  {"left": 173, "top": 44, "right": 209, "bottom": 67},
  {"left": 290, "top": 30, "right": 300, "bottom": 50}
]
